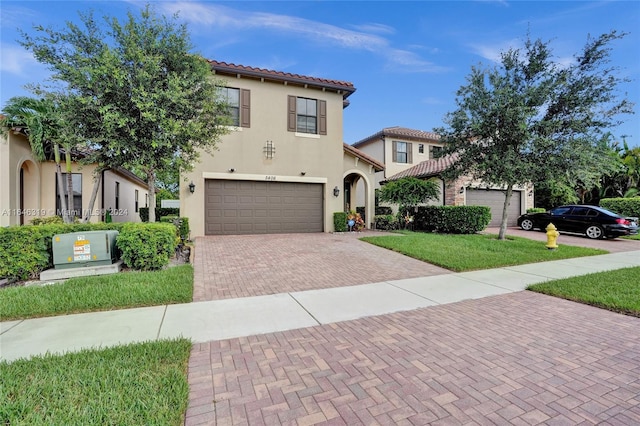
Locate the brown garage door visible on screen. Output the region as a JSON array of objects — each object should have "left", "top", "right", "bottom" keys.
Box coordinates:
[
  {"left": 205, "top": 180, "right": 323, "bottom": 235},
  {"left": 466, "top": 189, "right": 521, "bottom": 227}
]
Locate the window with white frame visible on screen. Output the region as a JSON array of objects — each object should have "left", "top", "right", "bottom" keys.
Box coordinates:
[
  {"left": 287, "top": 96, "right": 327, "bottom": 135},
  {"left": 392, "top": 141, "right": 413, "bottom": 164}
]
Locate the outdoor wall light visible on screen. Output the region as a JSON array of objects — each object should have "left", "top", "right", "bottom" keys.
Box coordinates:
[
  {"left": 188, "top": 181, "right": 195, "bottom": 194},
  {"left": 459, "top": 186, "right": 465, "bottom": 194},
  {"left": 301, "top": 171, "right": 306, "bottom": 176},
  {"left": 228, "top": 168, "right": 235, "bottom": 173},
  {"left": 333, "top": 186, "right": 340, "bottom": 197}
]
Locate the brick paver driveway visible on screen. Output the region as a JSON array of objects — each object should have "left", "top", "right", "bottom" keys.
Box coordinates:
[
  {"left": 186, "top": 230, "right": 640, "bottom": 425},
  {"left": 193, "top": 232, "right": 451, "bottom": 302}
]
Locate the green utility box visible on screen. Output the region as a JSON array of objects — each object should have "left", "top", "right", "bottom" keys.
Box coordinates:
[{"left": 52, "top": 230, "right": 119, "bottom": 269}]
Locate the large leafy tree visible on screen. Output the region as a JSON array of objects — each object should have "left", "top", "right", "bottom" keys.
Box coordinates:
[
  {"left": 0, "top": 96, "right": 76, "bottom": 223},
  {"left": 20, "top": 5, "right": 230, "bottom": 222},
  {"left": 435, "top": 31, "right": 633, "bottom": 240}
]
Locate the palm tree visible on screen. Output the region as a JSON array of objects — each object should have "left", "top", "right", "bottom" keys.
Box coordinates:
[{"left": 0, "top": 96, "right": 73, "bottom": 223}]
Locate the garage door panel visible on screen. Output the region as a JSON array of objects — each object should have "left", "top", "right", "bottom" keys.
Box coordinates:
[
  {"left": 466, "top": 190, "right": 521, "bottom": 227},
  {"left": 205, "top": 180, "right": 323, "bottom": 235}
]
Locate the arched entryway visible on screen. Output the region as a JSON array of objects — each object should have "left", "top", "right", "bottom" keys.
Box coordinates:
[{"left": 343, "top": 170, "right": 374, "bottom": 229}]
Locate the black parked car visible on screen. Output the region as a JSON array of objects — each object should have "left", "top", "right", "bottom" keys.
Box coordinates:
[{"left": 517, "top": 205, "right": 638, "bottom": 239}]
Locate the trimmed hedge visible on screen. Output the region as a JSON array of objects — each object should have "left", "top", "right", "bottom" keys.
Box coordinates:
[
  {"left": 599, "top": 197, "right": 640, "bottom": 218},
  {"left": 117, "top": 223, "right": 177, "bottom": 271},
  {"left": 333, "top": 212, "right": 347, "bottom": 232},
  {"left": 139, "top": 207, "right": 180, "bottom": 222},
  {"left": 413, "top": 205, "right": 491, "bottom": 234}
]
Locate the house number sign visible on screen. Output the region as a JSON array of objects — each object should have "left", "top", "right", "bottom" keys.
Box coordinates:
[{"left": 265, "top": 175, "right": 277, "bottom": 181}]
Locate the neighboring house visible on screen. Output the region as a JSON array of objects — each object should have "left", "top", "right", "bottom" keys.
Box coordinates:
[
  {"left": 181, "top": 60, "right": 383, "bottom": 236},
  {"left": 351, "top": 126, "right": 534, "bottom": 226},
  {"left": 0, "top": 128, "right": 150, "bottom": 227}
]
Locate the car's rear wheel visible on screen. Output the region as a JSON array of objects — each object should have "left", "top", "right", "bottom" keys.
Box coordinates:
[
  {"left": 520, "top": 219, "right": 534, "bottom": 231},
  {"left": 585, "top": 225, "right": 604, "bottom": 239}
]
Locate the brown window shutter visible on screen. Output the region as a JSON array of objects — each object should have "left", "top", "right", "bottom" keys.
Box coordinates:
[
  {"left": 392, "top": 141, "right": 398, "bottom": 163},
  {"left": 287, "top": 95, "right": 297, "bottom": 132},
  {"left": 407, "top": 142, "right": 413, "bottom": 164},
  {"left": 318, "top": 100, "right": 327, "bottom": 135},
  {"left": 240, "top": 89, "right": 250, "bottom": 128}
]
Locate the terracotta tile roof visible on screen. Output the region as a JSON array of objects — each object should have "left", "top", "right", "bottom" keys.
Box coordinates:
[
  {"left": 352, "top": 126, "right": 440, "bottom": 147},
  {"left": 208, "top": 60, "right": 356, "bottom": 97},
  {"left": 385, "top": 154, "right": 458, "bottom": 182},
  {"left": 343, "top": 143, "right": 385, "bottom": 172}
]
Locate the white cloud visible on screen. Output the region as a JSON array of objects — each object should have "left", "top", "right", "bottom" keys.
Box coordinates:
[
  {"left": 0, "top": 44, "right": 39, "bottom": 75},
  {"left": 157, "top": 2, "right": 443, "bottom": 73}
]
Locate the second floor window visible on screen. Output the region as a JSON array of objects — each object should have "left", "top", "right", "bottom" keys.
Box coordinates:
[
  {"left": 429, "top": 145, "right": 443, "bottom": 159},
  {"left": 287, "top": 95, "right": 327, "bottom": 135},
  {"left": 220, "top": 87, "right": 240, "bottom": 126},
  {"left": 218, "top": 87, "right": 250, "bottom": 128},
  {"left": 297, "top": 97, "right": 317, "bottom": 134},
  {"left": 392, "top": 141, "right": 412, "bottom": 164}
]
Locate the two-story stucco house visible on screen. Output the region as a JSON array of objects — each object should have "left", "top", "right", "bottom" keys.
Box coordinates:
[
  {"left": 1, "top": 128, "right": 150, "bottom": 226},
  {"left": 181, "top": 61, "right": 383, "bottom": 237},
  {"left": 351, "top": 126, "right": 533, "bottom": 226}
]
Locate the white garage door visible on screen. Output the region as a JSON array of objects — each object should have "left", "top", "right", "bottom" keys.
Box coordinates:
[
  {"left": 466, "top": 189, "right": 522, "bottom": 227},
  {"left": 205, "top": 180, "right": 324, "bottom": 235}
]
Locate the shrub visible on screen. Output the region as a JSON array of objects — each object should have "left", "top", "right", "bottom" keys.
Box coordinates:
[
  {"left": 139, "top": 207, "right": 180, "bottom": 222},
  {"left": 117, "top": 223, "right": 177, "bottom": 271},
  {"left": 413, "top": 206, "right": 491, "bottom": 234},
  {"left": 30, "top": 216, "right": 64, "bottom": 225},
  {"left": 599, "top": 197, "right": 640, "bottom": 218},
  {"left": 333, "top": 212, "right": 347, "bottom": 232},
  {"left": 374, "top": 214, "right": 398, "bottom": 231},
  {"left": 527, "top": 207, "right": 546, "bottom": 213}
]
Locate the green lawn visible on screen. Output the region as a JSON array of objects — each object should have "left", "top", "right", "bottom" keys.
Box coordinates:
[
  {"left": 0, "top": 339, "right": 191, "bottom": 426},
  {"left": 528, "top": 266, "right": 640, "bottom": 317},
  {"left": 622, "top": 233, "right": 640, "bottom": 241},
  {"left": 360, "top": 231, "right": 607, "bottom": 272},
  {"left": 0, "top": 265, "right": 193, "bottom": 321}
]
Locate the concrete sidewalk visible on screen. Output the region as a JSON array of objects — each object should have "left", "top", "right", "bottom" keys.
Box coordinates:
[{"left": 2, "top": 250, "right": 639, "bottom": 363}]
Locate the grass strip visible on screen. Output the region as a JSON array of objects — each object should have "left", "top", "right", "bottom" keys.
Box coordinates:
[
  {"left": 0, "top": 265, "right": 193, "bottom": 321},
  {"left": 360, "top": 232, "right": 606, "bottom": 272},
  {"left": 0, "top": 338, "right": 192, "bottom": 426},
  {"left": 527, "top": 266, "right": 640, "bottom": 317}
]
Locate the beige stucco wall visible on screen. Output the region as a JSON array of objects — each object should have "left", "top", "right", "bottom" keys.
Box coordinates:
[
  {"left": 103, "top": 170, "right": 149, "bottom": 223},
  {"left": 182, "top": 75, "right": 347, "bottom": 237},
  {"left": 1, "top": 130, "right": 148, "bottom": 225}
]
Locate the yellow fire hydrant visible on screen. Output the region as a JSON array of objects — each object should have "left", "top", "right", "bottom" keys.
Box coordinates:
[{"left": 545, "top": 223, "right": 559, "bottom": 250}]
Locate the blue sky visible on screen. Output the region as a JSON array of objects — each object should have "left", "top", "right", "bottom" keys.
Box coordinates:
[{"left": 1, "top": 1, "right": 639, "bottom": 147}]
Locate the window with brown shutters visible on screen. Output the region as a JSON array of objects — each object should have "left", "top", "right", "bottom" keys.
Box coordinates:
[
  {"left": 392, "top": 141, "right": 412, "bottom": 164},
  {"left": 287, "top": 95, "right": 327, "bottom": 135},
  {"left": 220, "top": 87, "right": 250, "bottom": 127}
]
